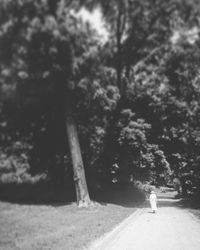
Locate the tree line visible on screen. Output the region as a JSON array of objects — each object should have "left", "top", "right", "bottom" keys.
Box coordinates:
[{"left": 0, "top": 0, "right": 200, "bottom": 206}]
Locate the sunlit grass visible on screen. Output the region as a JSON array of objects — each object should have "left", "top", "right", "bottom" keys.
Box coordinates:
[{"left": 0, "top": 201, "right": 138, "bottom": 250}]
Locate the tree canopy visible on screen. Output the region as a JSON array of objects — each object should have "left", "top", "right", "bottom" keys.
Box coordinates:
[{"left": 1, "top": 0, "right": 200, "bottom": 200}]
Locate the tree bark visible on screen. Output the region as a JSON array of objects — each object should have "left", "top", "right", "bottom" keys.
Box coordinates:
[{"left": 65, "top": 114, "right": 91, "bottom": 207}]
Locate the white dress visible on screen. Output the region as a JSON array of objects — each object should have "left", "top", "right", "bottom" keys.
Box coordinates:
[{"left": 150, "top": 193, "right": 157, "bottom": 212}]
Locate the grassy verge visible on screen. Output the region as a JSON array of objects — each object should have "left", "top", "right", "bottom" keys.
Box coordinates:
[
  {"left": 179, "top": 195, "right": 200, "bottom": 222},
  {"left": 0, "top": 185, "right": 143, "bottom": 250},
  {"left": 188, "top": 197, "right": 200, "bottom": 221},
  {"left": 0, "top": 201, "right": 139, "bottom": 250},
  {"left": 189, "top": 209, "right": 200, "bottom": 221}
]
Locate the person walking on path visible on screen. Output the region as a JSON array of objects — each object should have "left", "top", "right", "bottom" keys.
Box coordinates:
[{"left": 149, "top": 190, "right": 157, "bottom": 213}]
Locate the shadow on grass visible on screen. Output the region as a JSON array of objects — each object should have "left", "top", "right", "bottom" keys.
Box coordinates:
[
  {"left": 1, "top": 183, "right": 199, "bottom": 210},
  {"left": 0, "top": 183, "right": 76, "bottom": 206},
  {"left": 178, "top": 196, "right": 200, "bottom": 209},
  {"left": 0, "top": 183, "right": 146, "bottom": 208},
  {"left": 90, "top": 186, "right": 146, "bottom": 208}
]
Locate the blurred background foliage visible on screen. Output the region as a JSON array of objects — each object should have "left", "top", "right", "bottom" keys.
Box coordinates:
[{"left": 0, "top": 0, "right": 200, "bottom": 197}]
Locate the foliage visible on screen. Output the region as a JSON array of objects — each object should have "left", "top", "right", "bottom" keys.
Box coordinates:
[
  {"left": 0, "top": 141, "right": 46, "bottom": 184},
  {"left": 1, "top": 0, "right": 200, "bottom": 197},
  {"left": 115, "top": 109, "right": 170, "bottom": 184}
]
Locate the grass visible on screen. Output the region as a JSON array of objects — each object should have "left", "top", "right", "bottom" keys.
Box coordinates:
[
  {"left": 0, "top": 184, "right": 143, "bottom": 250},
  {"left": 0, "top": 202, "right": 139, "bottom": 250},
  {"left": 1, "top": 184, "right": 199, "bottom": 250},
  {"left": 189, "top": 209, "right": 200, "bottom": 221},
  {"left": 181, "top": 195, "right": 200, "bottom": 222}
]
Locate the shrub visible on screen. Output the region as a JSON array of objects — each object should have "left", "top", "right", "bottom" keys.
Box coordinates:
[{"left": 0, "top": 142, "right": 46, "bottom": 184}]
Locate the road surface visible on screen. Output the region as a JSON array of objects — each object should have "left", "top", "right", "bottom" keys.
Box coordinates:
[{"left": 87, "top": 193, "right": 200, "bottom": 250}]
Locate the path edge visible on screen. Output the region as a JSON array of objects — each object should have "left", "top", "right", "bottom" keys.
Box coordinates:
[{"left": 85, "top": 205, "right": 144, "bottom": 250}]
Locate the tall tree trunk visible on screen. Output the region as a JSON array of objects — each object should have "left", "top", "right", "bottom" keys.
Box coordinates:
[{"left": 65, "top": 114, "right": 91, "bottom": 207}]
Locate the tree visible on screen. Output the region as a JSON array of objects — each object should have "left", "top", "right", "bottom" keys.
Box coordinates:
[
  {"left": 1, "top": 0, "right": 200, "bottom": 200},
  {"left": 0, "top": 0, "right": 98, "bottom": 206}
]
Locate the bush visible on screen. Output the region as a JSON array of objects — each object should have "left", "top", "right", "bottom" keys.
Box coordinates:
[
  {"left": 116, "top": 109, "right": 171, "bottom": 184},
  {"left": 0, "top": 142, "right": 46, "bottom": 185}
]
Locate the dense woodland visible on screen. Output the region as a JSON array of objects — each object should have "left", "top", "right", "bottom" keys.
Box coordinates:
[{"left": 0, "top": 0, "right": 200, "bottom": 206}]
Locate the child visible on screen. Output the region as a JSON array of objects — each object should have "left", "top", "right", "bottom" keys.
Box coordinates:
[{"left": 149, "top": 190, "right": 157, "bottom": 213}]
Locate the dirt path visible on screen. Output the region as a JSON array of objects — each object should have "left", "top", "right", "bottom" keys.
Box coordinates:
[{"left": 87, "top": 195, "right": 200, "bottom": 250}]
